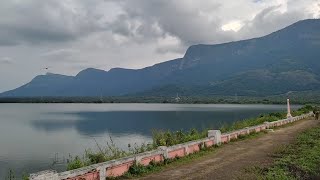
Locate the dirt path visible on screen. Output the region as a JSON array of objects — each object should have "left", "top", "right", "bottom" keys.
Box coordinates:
[{"left": 136, "top": 118, "right": 319, "bottom": 180}]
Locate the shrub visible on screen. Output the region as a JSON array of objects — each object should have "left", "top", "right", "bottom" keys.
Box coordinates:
[
  {"left": 152, "top": 129, "right": 207, "bottom": 147},
  {"left": 67, "top": 156, "right": 84, "bottom": 170}
]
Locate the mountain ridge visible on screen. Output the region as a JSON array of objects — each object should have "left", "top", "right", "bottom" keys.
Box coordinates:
[{"left": 1, "top": 19, "right": 320, "bottom": 97}]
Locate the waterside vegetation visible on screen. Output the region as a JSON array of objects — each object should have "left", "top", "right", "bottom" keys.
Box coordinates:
[{"left": 1, "top": 91, "right": 320, "bottom": 104}]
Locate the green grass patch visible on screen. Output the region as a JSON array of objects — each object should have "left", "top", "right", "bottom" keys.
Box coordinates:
[{"left": 250, "top": 125, "right": 320, "bottom": 179}]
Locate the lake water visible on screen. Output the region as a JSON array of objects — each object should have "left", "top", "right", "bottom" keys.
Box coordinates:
[{"left": 0, "top": 103, "right": 299, "bottom": 177}]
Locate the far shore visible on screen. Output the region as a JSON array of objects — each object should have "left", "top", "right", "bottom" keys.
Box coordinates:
[{"left": 0, "top": 96, "right": 316, "bottom": 104}]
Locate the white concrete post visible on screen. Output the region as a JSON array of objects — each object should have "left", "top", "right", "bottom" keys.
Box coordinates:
[
  {"left": 158, "top": 146, "right": 169, "bottom": 159},
  {"left": 245, "top": 127, "right": 250, "bottom": 134},
  {"left": 135, "top": 155, "right": 142, "bottom": 165},
  {"left": 184, "top": 145, "right": 189, "bottom": 155},
  {"left": 287, "top": 99, "right": 292, "bottom": 118},
  {"left": 208, "top": 130, "right": 221, "bottom": 145},
  {"left": 98, "top": 166, "right": 107, "bottom": 180}
]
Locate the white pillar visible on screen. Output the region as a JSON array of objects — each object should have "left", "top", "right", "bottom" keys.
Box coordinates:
[
  {"left": 98, "top": 166, "right": 107, "bottom": 180},
  {"left": 184, "top": 145, "right": 189, "bottom": 155},
  {"left": 208, "top": 130, "right": 221, "bottom": 145},
  {"left": 158, "top": 146, "right": 169, "bottom": 159},
  {"left": 287, "top": 99, "right": 292, "bottom": 118}
]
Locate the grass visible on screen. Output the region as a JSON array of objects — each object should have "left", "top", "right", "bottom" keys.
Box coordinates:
[
  {"left": 151, "top": 128, "right": 208, "bottom": 147},
  {"left": 245, "top": 124, "right": 320, "bottom": 180},
  {"left": 4, "top": 169, "right": 29, "bottom": 180},
  {"left": 67, "top": 137, "right": 154, "bottom": 170}
]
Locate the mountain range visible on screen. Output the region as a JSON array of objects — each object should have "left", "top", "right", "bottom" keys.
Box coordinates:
[{"left": 1, "top": 19, "right": 320, "bottom": 97}]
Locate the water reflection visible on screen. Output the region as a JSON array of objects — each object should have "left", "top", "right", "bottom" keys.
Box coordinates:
[{"left": 31, "top": 110, "right": 271, "bottom": 136}]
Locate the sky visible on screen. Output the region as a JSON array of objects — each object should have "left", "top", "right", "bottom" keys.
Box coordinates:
[{"left": 0, "top": 0, "right": 319, "bottom": 92}]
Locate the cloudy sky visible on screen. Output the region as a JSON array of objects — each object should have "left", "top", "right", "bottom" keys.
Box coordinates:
[{"left": 0, "top": 0, "right": 319, "bottom": 92}]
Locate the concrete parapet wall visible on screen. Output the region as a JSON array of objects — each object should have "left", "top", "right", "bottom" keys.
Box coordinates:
[{"left": 30, "top": 112, "right": 313, "bottom": 180}]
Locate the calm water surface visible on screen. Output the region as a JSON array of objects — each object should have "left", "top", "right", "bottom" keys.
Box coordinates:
[{"left": 0, "top": 103, "right": 299, "bottom": 177}]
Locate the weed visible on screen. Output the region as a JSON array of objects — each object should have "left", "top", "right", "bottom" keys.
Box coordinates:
[
  {"left": 4, "top": 169, "right": 30, "bottom": 180},
  {"left": 67, "top": 155, "right": 85, "bottom": 170},
  {"left": 152, "top": 129, "right": 208, "bottom": 147}
]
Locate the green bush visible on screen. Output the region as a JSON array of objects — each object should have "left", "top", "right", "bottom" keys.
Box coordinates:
[
  {"left": 127, "top": 162, "right": 148, "bottom": 175},
  {"left": 291, "top": 104, "right": 313, "bottom": 116},
  {"left": 152, "top": 128, "right": 207, "bottom": 147},
  {"left": 67, "top": 156, "right": 84, "bottom": 170}
]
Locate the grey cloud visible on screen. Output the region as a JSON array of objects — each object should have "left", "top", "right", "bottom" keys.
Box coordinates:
[
  {"left": 0, "top": 0, "right": 116, "bottom": 46},
  {"left": 0, "top": 39, "right": 19, "bottom": 46},
  {"left": 111, "top": 0, "right": 228, "bottom": 46},
  {"left": 155, "top": 46, "right": 186, "bottom": 54},
  {"left": 0, "top": 57, "right": 14, "bottom": 64},
  {"left": 108, "top": 13, "right": 166, "bottom": 44},
  {"left": 40, "top": 49, "right": 79, "bottom": 57},
  {"left": 39, "top": 48, "right": 86, "bottom": 64},
  {"left": 0, "top": 0, "right": 312, "bottom": 48},
  {"left": 239, "top": 5, "right": 309, "bottom": 39},
  {"left": 0, "top": 0, "right": 316, "bottom": 48},
  {"left": 103, "top": 0, "right": 236, "bottom": 56}
]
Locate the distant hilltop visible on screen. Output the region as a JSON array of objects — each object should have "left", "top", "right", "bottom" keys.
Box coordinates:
[{"left": 1, "top": 19, "right": 320, "bottom": 97}]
